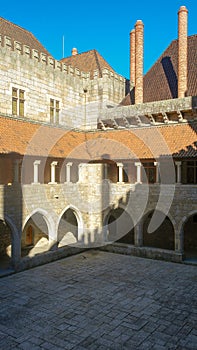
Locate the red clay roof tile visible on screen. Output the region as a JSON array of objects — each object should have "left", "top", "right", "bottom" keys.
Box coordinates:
[{"left": 0, "top": 117, "right": 196, "bottom": 160}]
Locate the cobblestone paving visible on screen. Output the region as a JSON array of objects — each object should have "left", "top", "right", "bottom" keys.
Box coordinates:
[{"left": 0, "top": 250, "right": 197, "bottom": 349}]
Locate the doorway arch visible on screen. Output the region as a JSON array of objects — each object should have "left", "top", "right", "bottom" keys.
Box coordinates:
[
  {"left": 143, "top": 210, "right": 175, "bottom": 250},
  {"left": 22, "top": 211, "right": 49, "bottom": 257},
  {"left": 57, "top": 206, "right": 83, "bottom": 247},
  {"left": 183, "top": 212, "right": 197, "bottom": 259},
  {"left": 0, "top": 219, "right": 12, "bottom": 269},
  {"left": 105, "top": 207, "right": 134, "bottom": 244}
]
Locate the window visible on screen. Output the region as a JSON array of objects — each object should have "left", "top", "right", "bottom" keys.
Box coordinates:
[
  {"left": 142, "top": 162, "right": 156, "bottom": 183},
  {"left": 186, "top": 161, "right": 197, "bottom": 184},
  {"left": 50, "top": 98, "right": 60, "bottom": 124},
  {"left": 12, "top": 87, "right": 25, "bottom": 116}
]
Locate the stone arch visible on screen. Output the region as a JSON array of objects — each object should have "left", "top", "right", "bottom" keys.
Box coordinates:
[
  {"left": 104, "top": 206, "right": 134, "bottom": 244},
  {"left": 22, "top": 209, "right": 53, "bottom": 257},
  {"left": 57, "top": 205, "right": 83, "bottom": 247},
  {"left": 0, "top": 216, "right": 18, "bottom": 269},
  {"left": 142, "top": 209, "right": 175, "bottom": 250},
  {"left": 180, "top": 211, "right": 197, "bottom": 259}
]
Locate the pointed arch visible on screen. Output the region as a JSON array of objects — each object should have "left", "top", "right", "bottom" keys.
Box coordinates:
[
  {"left": 57, "top": 205, "right": 83, "bottom": 246},
  {"left": 142, "top": 209, "right": 175, "bottom": 250},
  {"left": 22, "top": 209, "right": 54, "bottom": 257},
  {"left": 179, "top": 210, "right": 197, "bottom": 259},
  {"left": 103, "top": 206, "right": 134, "bottom": 244}
]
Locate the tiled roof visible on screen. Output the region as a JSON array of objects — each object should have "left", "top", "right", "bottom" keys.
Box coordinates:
[
  {"left": 0, "top": 17, "right": 51, "bottom": 56},
  {"left": 61, "top": 49, "right": 115, "bottom": 79},
  {"left": 0, "top": 116, "right": 196, "bottom": 160},
  {"left": 121, "top": 35, "right": 197, "bottom": 106}
]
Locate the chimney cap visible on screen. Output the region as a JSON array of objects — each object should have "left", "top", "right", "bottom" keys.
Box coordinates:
[
  {"left": 72, "top": 47, "right": 78, "bottom": 56},
  {"left": 178, "top": 5, "right": 188, "bottom": 13},
  {"left": 135, "top": 20, "right": 144, "bottom": 27}
]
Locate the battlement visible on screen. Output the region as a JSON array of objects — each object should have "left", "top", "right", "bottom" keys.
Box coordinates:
[
  {"left": 0, "top": 34, "right": 91, "bottom": 80},
  {"left": 0, "top": 34, "right": 125, "bottom": 85}
]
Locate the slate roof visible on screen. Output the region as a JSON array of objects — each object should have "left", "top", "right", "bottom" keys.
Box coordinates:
[
  {"left": 61, "top": 49, "right": 115, "bottom": 79},
  {"left": 121, "top": 35, "right": 197, "bottom": 106},
  {"left": 0, "top": 116, "right": 196, "bottom": 160},
  {"left": 0, "top": 17, "right": 51, "bottom": 56}
]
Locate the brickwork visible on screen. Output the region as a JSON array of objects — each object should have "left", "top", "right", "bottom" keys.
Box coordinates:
[
  {"left": 178, "top": 6, "right": 188, "bottom": 98},
  {"left": 135, "top": 20, "right": 144, "bottom": 104}
]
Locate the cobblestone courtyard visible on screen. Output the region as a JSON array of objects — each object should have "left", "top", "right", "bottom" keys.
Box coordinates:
[{"left": 0, "top": 250, "right": 197, "bottom": 350}]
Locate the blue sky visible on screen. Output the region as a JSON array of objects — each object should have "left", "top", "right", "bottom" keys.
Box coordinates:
[{"left": 1, "top": 0, "right": 196, "bottom": 79}]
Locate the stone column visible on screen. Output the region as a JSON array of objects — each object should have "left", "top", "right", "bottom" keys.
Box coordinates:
[
  {"left": 134, "top": 222, "right": 143, "bottom": 246},
  {"left": 178, "top": 6, "right": 188, "bottom": 98},
  {"left": 154, "top": 161, "right": 160, "bottom": 183},
  {"left": 117, "top": 163, "right": 124, "bottom": 183},
  {"left": 135, "top": 20, "right": 144, "bottom": 104},
  {"left": 32, "top": 160, "right": 40, "bottom": 184},
  {"left": 12, "top": 231, "right": 21, "bottom": 270},
  {"left": 135, "top": 162, "right": 142, "bottom": 184},
  {"left": 175, "top": 161, "right": 182, "bottom": 183},
  {"left": 50, "top": 161, "right": 58, "bottom": 184},
  {"left": 103, "top": 163, "right": 108, "bottom": 180},
  {"left": 175, "top": 227, "right": 184, "bottom": 254},
  {"left": 65, "top": 162, "right": 73, "bottom": 183},
  {"left": 14, "top": 160, "right": 21, "bottom": 183}
]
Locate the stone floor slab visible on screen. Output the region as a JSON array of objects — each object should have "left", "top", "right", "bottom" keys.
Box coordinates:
[{"left": 0, "top": 250, "right": 196, "bottom": 349}]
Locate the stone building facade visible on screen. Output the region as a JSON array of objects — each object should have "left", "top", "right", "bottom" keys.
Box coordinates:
[{"left": 0, "top": 5, "right": 196, "bottom": 272}]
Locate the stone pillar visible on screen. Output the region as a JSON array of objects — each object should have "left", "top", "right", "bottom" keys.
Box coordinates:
[
  {"left": 117, "top": 162, "right": 124, "bottom": 183},
  {"left": 130, "top": 29, "right": 135, "bottom": 88},
  {"left": 154, "top": 162, "right": 160, "bottom": 183},
  {"left": 14, "top": 160, "right": 21, "bottom": 182},
  {"left": 175, "top": 227, "right": 184, "bottom": 254},
  {"left": 135, "top": 20, "right": 144, "bottom": 104},
  {"left": 175, "top": 161, "right": 182, "bottom": 183},
  {"left": 104, "top": 164, "right": 108, "bottom": 180},
  {"left": 32, "top": 160, "right": 40, "bottom": 184},
  {"left": 134, "top": 222, "right": 143, "bottom": 246},
  {"left": 135, "top": 162, "right": 142, "bottom": 184},
  {"left": 178, "top": 6, "right": 188, "bottom": 98},
  {"left": 65, "top": 162, "right": 73, "bottom": 183},
  {"left": 50, "top": 161, "right": 58, "bottom": 184},
  {"left": 12, "top": 231, "right": 21, "bottom": 269}
]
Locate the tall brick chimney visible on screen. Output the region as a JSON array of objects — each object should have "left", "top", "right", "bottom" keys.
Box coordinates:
[
  {"left": 135, "top": 20, "right": 144, "bottom": 104},
  {"left": 130, "top": 29, "right": 135, "bottom": 88},
  {"left": 178, "top": 5, "right": 188, "bottom": 98}
]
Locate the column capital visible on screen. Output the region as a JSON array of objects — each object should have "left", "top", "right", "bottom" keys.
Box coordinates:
[
  {"left": 34, "top": 160, "right": 41, "bottom": 165},
  {"left": 51, "top": 161, "right": 58, "bottom": 166},
  {"left": 135, "top": 162, "right": 142, "bottom": 167},
  {"left": 175, "top": 161, "right": 182, "bottom": 166}
]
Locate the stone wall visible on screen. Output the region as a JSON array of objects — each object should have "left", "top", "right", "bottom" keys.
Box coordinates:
[{"left": 0, "top": 38, "right": 126, "bottom": 130}]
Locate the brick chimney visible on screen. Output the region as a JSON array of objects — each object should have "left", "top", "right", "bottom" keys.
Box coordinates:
[
  {"left": 72, "top": 47, "right": 78, "bottom": 56},
  {"left": 178, "top": 5, "right": 188, "bottom": 98},
  {"left": 135, "top": 20, "right": 144, "bottom": 104},
  {"left": 130, "top": 29, "right": 135, "bottom": 88}
]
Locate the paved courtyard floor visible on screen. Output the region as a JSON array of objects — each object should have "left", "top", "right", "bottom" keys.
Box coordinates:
[{"left": 0, "top": 250, "right": 197, "bottom": 350}]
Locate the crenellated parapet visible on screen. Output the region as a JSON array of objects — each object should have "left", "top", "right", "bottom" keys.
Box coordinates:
[
  {"left": 93, "top": 68, "right": 125, "bottom": 84},
  {"left": 0, "top": 34, "right": 91, "bottom": 80}
]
